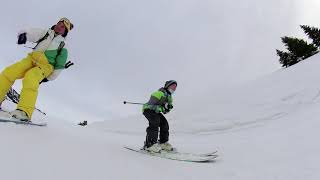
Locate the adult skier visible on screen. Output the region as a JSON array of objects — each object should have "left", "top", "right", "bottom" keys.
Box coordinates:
[
  {"left": 0, "top": 17, "right": 73, "bottom": 121},
  {"left": 142, "top": 80, "right": 177, "bottom": 152}
]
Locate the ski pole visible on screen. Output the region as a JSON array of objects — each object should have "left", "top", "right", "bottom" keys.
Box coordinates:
[
  {"left": 23, "top": 45, "right": 35, "bottom": 49},
  {"left": 34, "top": 107, "right": 46, "bottom": 115},
  {"left": 5, "top": 97, "right": 46, "bottom": 116},
  {"left": 123, "top": 101, "right": 144, "bottom": 105}
]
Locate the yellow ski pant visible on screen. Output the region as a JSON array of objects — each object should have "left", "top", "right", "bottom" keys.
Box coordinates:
[{"left": 0, "top": 51, "right": 53, "bottom": 118}]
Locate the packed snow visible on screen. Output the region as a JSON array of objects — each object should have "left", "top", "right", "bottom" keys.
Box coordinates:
[{"left": 1, "top": 54, "right": 320, "bottom": 180}]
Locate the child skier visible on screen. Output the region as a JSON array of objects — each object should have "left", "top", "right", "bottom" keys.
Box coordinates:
[
  {"left": 142, "top": 80, "right": 177, "bottom": 152},
  {"left": 0, "top": 17, "right": 73, "bottom": 121}
]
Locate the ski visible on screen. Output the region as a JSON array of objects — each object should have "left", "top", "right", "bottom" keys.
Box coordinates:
[
  {"left": 0, "top": 111, "right": 46, "bottom": 127},
  {"left": 0, "top": 118, "right": 47, "bottom": 127},
  {"left": 124, "top": 146, "right": 218, "bottom": 162}
]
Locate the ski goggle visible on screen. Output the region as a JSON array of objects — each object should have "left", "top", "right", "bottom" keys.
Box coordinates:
[{"left": 59, "top": 17, "right": 74, "bottom": 32}]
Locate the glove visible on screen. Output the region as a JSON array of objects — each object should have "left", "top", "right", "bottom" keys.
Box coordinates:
[
  {"left": 17, "top": 33, "right": 27, "bottom": 44},
  {"left": 65, "top": 61, "right": 74, "bottom": 69},
  {"left": 163, "top": 103, "right": 173, "bottom": 114},
  {"left": 164, "top": 103, "right": 173, "bottom": 110},
  {"left": 40, "top": 78, "right": 49, "bottom": 84}
]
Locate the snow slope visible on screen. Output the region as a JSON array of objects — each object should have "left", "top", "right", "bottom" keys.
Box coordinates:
[{"left": 1, "top": 54, "right": 320, "bottom": 180}]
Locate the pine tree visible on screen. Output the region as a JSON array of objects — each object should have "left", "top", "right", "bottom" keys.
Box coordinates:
[
  {"left": 276, "top": 25, "right": 320, "bottom": 68},
  {"left": 276, "top": 49, "right": 298, "bottom": 67},
  {"left": 281, "top": 36, "right": 318, "bottom": 58},
  {"left": 300, "top": 25, "right": 320, "bottom": 47}
]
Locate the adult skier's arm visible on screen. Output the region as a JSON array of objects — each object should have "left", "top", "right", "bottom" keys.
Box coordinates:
[{"left": 18, "top": 28, "right": 47, "bottom": 43}]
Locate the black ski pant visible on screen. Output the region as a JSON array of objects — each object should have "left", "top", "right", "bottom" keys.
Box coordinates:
[{"left": 143, "top": 109, "right": 169, "bottom": 147}]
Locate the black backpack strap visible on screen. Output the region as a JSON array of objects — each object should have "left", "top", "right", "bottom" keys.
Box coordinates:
[
  {"left": 57, "top": 41, "right": 65, "bottom": 55},
  {"left": 33, "top": 31, "right": 49, "bottom": 49},
  {"left": 53, "top": 41, "right": 66, "bottom": 67}
]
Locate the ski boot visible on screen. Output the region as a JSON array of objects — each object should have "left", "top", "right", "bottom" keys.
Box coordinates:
[
  {"left": 11, "top": 109, "right": 30, "bottom": 122},
  {"left": 143, "top": 140, "right": 162, "bottom": 153},
  {"left": 159, "top": 142, "right": 174, "bottom": 152}
]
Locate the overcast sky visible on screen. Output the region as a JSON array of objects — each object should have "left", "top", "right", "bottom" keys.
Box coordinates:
[{"left": 0, "top": 0, "right": 319, "bottom": 122}]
